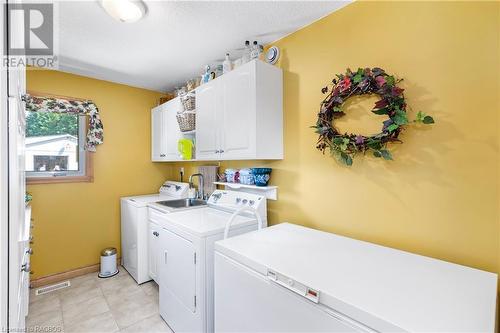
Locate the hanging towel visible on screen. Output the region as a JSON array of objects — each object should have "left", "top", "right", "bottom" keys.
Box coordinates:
[{"left": 198, "top": 165, "right": 219, "bottom": 196}]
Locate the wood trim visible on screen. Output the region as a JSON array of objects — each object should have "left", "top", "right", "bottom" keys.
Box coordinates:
[
  {"left": 27, "top": 90, "right": 92, "bottom": 102},
  {"left": 30, "top": 257, "right": 121, "bottom": 288},
  {"left": 27, "top": 151, "right": 94, "bottom": 185}
]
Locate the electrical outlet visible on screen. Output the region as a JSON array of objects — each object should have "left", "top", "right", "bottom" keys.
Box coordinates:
[{"left": 180, "top": 167, "right": 184, "bottom": 174}]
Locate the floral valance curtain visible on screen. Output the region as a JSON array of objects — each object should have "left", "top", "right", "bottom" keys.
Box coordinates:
[{"left": 22, "top": 94, "right": 104, "bottom": 152}]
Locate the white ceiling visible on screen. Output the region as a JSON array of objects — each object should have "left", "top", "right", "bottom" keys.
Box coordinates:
[{"left": 57, "top": 1, "right": 350, "bottom": 92}]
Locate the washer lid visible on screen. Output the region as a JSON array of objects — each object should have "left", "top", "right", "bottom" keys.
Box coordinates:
[
  {"left": 215, "top": 223, "right": 497, "bottom": 332},
  {"left": 122, "top": 194, "right": 176, "bottom": 207}
]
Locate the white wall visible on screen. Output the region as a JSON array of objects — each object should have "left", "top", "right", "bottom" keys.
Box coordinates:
[{"left": 25, "top": 137, "right": 78, "bottom": 171}]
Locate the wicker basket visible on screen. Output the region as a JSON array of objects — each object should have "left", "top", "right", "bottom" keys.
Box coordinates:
[
  {"left": 181, "top": 92, "right": 196, "bottom": 111},
  {"left": 176, "top": 111, "right": 196, "bottom": 132}
]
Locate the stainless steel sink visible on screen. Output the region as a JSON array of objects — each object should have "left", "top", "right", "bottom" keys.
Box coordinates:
[{"left": 156, "top": 198, "right": 207, "bottom": 209}]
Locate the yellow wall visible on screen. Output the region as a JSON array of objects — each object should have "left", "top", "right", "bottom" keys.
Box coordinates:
[
  {"left": 27, "top": 70, "right": 168, "bottom": 278},
  {"left": 172, "top": 1, "right": 500, "bottom": 274},
  {"left": 28, "top": 1, "right": 499, "bottom": 284}
]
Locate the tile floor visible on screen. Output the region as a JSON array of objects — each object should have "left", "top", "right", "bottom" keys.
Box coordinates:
[{"left": 27, "top": 267, "right": 172, "bottom": 333}]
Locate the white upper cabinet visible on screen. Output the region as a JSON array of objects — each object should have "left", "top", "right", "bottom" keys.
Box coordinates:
[
  {"left": 151, "top": 59, "right": 283, "bottom": 162},
  {"left": 151, "top": 105, "right": 164, "bottom": 161},
  {"left": 196, "top": 59, "right": 283, "bottom": 161},
  {"left": 195, "top": 80, "right": 219, "bottom": 160},
  {"left": 151, "top": 98, "right": 182, "bottom": 162},
  {"left": 220, "top": 66, "right": 255, "bottom": 159},
  {"left": 163, "top": 98, "right": 183, "bottom": 160}
]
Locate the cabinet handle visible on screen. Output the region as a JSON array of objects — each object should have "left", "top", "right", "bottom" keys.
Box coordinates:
[
  {"left": 164, "top": 251, "right": 168, "bottom": 264},
  {"left": 153, "top": 231, "right": 159, "bottom": 237},
  {"left": 215, "top": 150, "right": 219, "bottom": 154},
  {"left": 220, "top": 149, "right": 224, "bottom": 153},
  {"left": 21, "top": 263, "right": 30, "bottom": 273},
  {"left": 160, "top": 154, "right": 166, "bottom": 157}
]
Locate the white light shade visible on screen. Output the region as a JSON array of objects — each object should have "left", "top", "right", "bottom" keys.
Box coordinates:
[{"left": 101, "top": 0, "right": 147, "bottom": 23}]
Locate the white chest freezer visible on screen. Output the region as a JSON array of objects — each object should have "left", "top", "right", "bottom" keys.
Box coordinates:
[{"left": 214, "top": 223, "right": 497, "bottom": 332}]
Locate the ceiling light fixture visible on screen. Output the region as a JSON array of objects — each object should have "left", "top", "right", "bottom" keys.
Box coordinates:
[{"left": 101, "top": 0, "right": 147, "bottom": 23}]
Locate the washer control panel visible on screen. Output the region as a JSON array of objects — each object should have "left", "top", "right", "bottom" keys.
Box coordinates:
[
  {"left": 208, "top": 190, "right": 264, "bottom": 210},
  {"left": 159, "top": 181, "right": 189, "bottom": 197}
]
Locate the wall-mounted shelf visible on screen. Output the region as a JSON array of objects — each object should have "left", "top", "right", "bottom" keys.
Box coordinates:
[
  {"left": 180, "top": 130, "right": 196, "bottom": 135},
  {"left": 213, "top": 182, "right": 278, "bottom": 200}
]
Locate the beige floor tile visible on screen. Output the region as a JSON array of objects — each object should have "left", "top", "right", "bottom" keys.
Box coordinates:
[
  {"left": 139, "top": 281, "right": 158, "bottom": 297},
  {"left": 27, "top": 308, "right": 64, "bottom": 330},
  {"left": 59, "top": 280, "right": 103, "bottom": 308},
  {"left": 120, "top": 314, "right": 172, "bottom": 333},
  {"left": 62, "top": 295, "right": 110, "bottom": 324},
  {"left": 107, "top": 289, "right": 159, "bottom": 329},
  {"left": 28, "top": 293, "right": 61, "bottom": 317},
  {"left": 65, "top": 311, "right": 118, "bottom": 333},
  {"left": 99, "top": 274, "right": 142, "bottom": 297}
]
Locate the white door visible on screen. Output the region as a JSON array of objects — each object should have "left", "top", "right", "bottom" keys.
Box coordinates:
[
  {"left": 163, "top": 99, "right": 182, "bottom": 161},
  {"left": 2, "top": 3, "right": 27, "bottom": 330},
  {"left": 159, "top": 228, "right": 198, "bottom": 333},
  {"left": 151, "top": 106, "right": 164, "bottom": 161},
  {"left": 8, "top": 96, "right": 26, "bottom": 331},
  {"left": 195, "top": 81, "right": 220, "bottom": 160},
  {"left": 220, "top": 66, "right": 256, "bottom": 159},
  {"left": 148, "top": 222, "right": 160, "bottom": 283}
]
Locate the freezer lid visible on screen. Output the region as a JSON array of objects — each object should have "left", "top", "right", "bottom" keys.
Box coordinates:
[{"left": 214, "top": 223, "right": 497, "bottom": 332}]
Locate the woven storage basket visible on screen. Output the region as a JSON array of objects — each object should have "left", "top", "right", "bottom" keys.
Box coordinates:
[
  {"left": 176, "top": 111, "right": 196, "bottom": 132},
  {"left": 181, "top": 93, "right": 196, "bottom": 111}
]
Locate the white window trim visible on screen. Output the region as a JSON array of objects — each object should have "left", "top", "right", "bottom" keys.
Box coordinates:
[{"left": 26, "top": 115, "right": 87, "bottom": 179}]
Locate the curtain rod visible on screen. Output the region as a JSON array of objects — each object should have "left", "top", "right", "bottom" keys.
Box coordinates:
[{"left": 27, "top": 90, "right": 91, "bottom": 102}]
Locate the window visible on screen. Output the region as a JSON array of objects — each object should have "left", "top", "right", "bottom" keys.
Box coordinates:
[{"left": 25, "top": 112, "right": 92, "bottom": 183}]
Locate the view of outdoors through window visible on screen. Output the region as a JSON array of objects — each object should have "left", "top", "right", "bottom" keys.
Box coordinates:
[{"left": 25, "top": 112, "right": 81, "bottom": 172}]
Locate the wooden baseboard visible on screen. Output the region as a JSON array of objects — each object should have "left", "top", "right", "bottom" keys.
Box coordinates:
[{"left": 30, "top": 258, "right": 121, "bottom": 288}]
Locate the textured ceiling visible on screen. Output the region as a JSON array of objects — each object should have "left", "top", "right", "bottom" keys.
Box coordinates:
[{"left": 57, "top": 1, "right": 351, "bottom": 92}]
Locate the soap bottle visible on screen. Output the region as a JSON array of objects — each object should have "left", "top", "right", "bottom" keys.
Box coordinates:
[
  {"left": 259, "top": 44, "right": 264, "bottom": 61},
  {"left": 241, "top": 40, "right": 251, "bottom": 63},
  {"left": 222, "top": 53, "right": 232, "bottom": 74},
  {"left": 250, "top": 41, "right": 259, "bottom": 60}
]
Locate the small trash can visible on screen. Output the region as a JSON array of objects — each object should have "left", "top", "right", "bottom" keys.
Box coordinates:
[{"left": 98, "top": 247, "right": 119, "bottom": 278}]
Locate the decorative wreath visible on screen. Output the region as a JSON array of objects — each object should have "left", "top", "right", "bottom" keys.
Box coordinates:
[{"left": 313, "top": 67, "right": 434, "bottom": 166}]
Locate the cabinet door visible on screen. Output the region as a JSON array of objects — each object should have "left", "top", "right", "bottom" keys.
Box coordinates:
[
  {"left": 163, "top": 99, "right": 182, "bottom": 161},
  {"left": 220, "top": 66, "right": 256, "bottom": 159},
  {"left": 151, "top": 106, "right": 164, "bottom": 161},
  {"left": 195, "top": 81, "right": 220, "bottom": 160},
  {"left": 148, "top": 222, "right": 159, "bottom": 283}
]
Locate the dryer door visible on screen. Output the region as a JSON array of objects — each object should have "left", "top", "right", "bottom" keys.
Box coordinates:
[{"left": 159, "top": 228, "right": 198, "bottom": 333}]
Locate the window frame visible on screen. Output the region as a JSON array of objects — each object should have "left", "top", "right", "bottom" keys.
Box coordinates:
[{"left": 26, "top": 100, "right": 94, "bottom": 185}]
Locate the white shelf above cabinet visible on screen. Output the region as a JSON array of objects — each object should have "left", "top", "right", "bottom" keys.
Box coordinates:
[{"left": 213, "top": 182, "right": 278, "bottom": 200}]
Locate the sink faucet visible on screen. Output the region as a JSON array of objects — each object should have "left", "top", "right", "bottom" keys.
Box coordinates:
[{"left": 189, "top": 173, "right": 205, "bottom": 200}]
